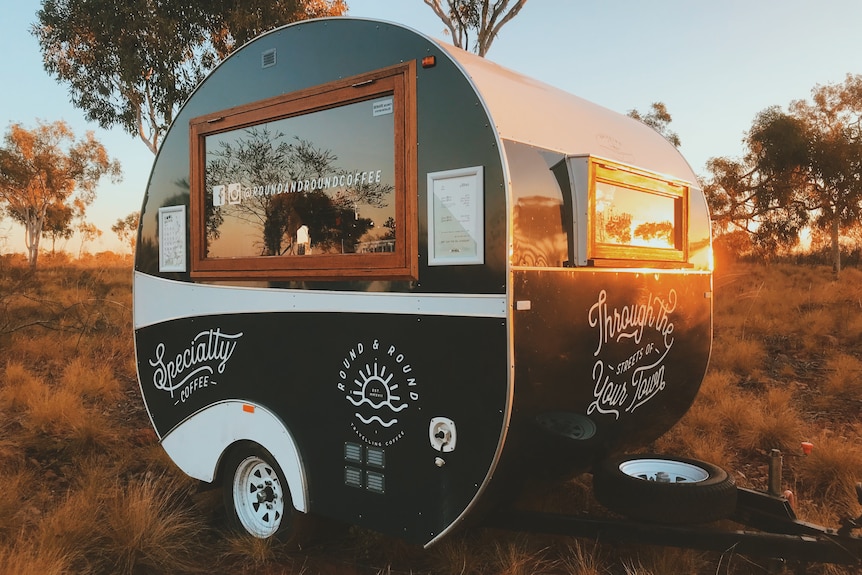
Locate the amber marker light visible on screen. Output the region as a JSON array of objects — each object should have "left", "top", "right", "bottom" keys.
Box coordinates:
[
  {"left": 421, "top": 55, "right": 437, "bottom": 68},
  {"left": 242, "top": 404, "right": 255, "bottom": 413}
]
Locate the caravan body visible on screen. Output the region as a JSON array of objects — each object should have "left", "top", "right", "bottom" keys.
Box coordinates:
[{"left": 134, "top": 17, "right": 712, "bottom": 546}]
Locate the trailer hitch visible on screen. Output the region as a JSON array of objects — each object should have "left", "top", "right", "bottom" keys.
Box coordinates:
[{"left": 768, "top": 446, "right": 862, "bottom": 538}]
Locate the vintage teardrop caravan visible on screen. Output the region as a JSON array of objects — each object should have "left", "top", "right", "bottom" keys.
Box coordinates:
[{"left": 133, "top": 17, "right": 715, "bottom": 546}]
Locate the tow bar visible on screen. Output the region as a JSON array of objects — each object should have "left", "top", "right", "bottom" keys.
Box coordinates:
[{"left": 488, "top": 448, "right": 862, "bottom": 566}]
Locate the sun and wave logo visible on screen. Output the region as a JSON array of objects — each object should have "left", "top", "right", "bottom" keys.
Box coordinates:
[
  {"left": 347, "top": 361, "right": 408, "bottom": 427},
  {"left": 337, "top": 340, "right": 419, "bottom": 447}
]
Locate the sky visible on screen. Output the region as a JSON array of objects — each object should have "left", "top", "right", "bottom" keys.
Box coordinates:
[{"left": 2, "top": 0, "right": 862, "bottom": 254}]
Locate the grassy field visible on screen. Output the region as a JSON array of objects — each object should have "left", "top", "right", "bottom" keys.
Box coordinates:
[{"left": 0, "top": 254, "right": 860, "bottom": 574}]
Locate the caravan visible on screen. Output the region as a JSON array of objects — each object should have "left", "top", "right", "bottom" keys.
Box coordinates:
[{"left": 134, "top": 17, "right": 715, "bottom": 547}]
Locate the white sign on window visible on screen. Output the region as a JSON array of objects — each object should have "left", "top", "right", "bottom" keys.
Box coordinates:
[
  {"left": 372, "top": 97, "right": 393, "bottom": 117},
  {"left": 427, "top": 166, "right": 484, "bottom": 266},
  {"left": 159, "top": 205, "right": 187, "bottom": 272}
]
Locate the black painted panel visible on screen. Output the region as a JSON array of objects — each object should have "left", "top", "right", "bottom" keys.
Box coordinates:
[
  {"left": 136, "top": 311, "right": 507, "bottom": 543},
  {"left": 510, "top": 269, "right": 712, "bottom": 475}
]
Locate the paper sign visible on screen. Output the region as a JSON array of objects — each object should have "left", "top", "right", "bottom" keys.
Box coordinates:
[
  {"left": 159, "top": 205, "right": 187, "bottom": 272},
  {"left": 427, "top": 167, "right": 484, "bottom": 265}
]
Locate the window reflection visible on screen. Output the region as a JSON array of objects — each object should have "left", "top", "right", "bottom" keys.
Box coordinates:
[
  {"left": 595, "top": 182, "right": 676, "bottom": 249},
  {"left": 589, "top": 159, "right": 688, "bottom": 264},
  {"left": 204, "top": 99, "right": 396, "bottom": 259},
  {"left": 506, "top": 141, "right": 567, "bottom": 267}
]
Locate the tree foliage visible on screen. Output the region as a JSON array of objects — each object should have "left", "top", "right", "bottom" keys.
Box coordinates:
[
  {"left": 33, "top": 0, "right": 347, "bottom": 154},
  {"left": 41, "top": 202, "right": 75, "bottom": 253},
  {"left": 112, "top": 211, "right": 140, "bottom": 252},
  {"left": 627, "top": 102, "right": 681, "bottom": 148},
  {"left": 76, "top": 220, "right": 102, "bottom": 257},
  {"left": 705, "top": 74, "right": 862, "bottom": 275},
  {"left": 0, "top": 121, "right": 121, "bottom": 270},
  {"left": 423, "top": 0, "right": 529, "bottom": 56}
]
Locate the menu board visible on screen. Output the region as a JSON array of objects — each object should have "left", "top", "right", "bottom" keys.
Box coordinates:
[
  {"left": 427, "top": 166, "right": 484, "bottom": 266},
  {"left": 158, "top": 205, "right": 187, "bottom": 272}
]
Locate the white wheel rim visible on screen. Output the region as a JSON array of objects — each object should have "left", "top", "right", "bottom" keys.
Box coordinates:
[
  {"left": 618, "top": 458, "right": 710, "bottom": 483},
  {"left": 233, "top": 456, "right": 285, "bottom": 538}
]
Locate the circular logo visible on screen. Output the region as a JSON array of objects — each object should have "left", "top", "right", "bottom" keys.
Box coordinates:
[{"left": 337, "top": 339, "right": 419, "bottom": 447}]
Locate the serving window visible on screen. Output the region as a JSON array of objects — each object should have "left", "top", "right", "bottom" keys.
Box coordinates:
[
  {"left": 588, "top": 159, "right": 688, "bottom": 265},
  {"left": 189, "top": 63, "right": 417, "bottom": 280}
]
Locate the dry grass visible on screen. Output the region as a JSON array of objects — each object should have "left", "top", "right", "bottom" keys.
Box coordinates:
[
  {"left": 621, "top": 547, "right": 711, "bottom": 575},
  {"left": 556, "top": 540, "right": 607, "bottom": 575},
  {"left": 219, "top": 533, "right": 286, "bottom": 569},
  {"left": 714, "top": 335, "right": 766, "bottom": 377},
  {"left": 0, "top": 465, "right": 43, "bottom": 541},
  {"left": 63, "top": 356, "right": 122, "bottom": 401},
  {"left": 0, "top": 361, "right": 43, "bottom": 410},
  {"left": 98, "top": 475, "right": 210, "bottom": 574},
  {"left": 0, "top": 545, "right": 75, "bottom": 575},
  {"left": 23, "top": 470, "right": 209, "bottom": 575},
  {"left": 489, "top": 537, "right": 556, "bottom": 575},
  {"left": 794, "top": 430, "right": 862, "bottom": 515},
  {"left": 733, "top": 386, "right": 805, "bottom": 453},
  {"left": 427, "top": 536, "right": 490, "bottom": 575},
  {"left": 824, "top": 353, "right": 862, "bottom": 396},
  {"left": 0, "top": 256, "right": 214, "bottom": 575},
  {"left": 2, "top": 256, "right": 862, "bottom": 574}
]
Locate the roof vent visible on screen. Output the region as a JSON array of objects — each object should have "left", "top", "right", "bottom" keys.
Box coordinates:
[{"left": 261, "top": 48, "right": 276, "bottom": 69}]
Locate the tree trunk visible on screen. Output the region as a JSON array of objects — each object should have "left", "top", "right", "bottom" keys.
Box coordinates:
[
  {"left": 831, "top": 215, "right": 841, "bottom": 278},
  {"left": 24, "top": 210, "right": 46, "bottom": 271},
  {"left": 26, "top": 220, "right": 41, "bottom": 270}
]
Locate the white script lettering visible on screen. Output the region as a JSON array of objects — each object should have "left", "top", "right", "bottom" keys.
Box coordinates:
[{"left": 149, "top": 329, "right": 242, "bottom": 402}]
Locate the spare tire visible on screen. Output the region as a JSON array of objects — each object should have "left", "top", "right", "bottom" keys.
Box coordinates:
[{"left": 592, "top": 453, "right": 737, "bottom": 524}]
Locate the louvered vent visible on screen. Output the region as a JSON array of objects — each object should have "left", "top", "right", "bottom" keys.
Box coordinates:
[{"left": 261, "top": 48, "right": 276, "bottom": 69}]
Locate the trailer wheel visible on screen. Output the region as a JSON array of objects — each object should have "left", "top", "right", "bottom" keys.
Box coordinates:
[
  {"left": 223, "top": 445, "right": 292, "bottom": 539},
  {"left": 592, "top": 454, "right": 737, "bottom": 524}
]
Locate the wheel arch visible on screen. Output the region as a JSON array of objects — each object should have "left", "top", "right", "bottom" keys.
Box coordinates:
[{"left": 160, "top": 400, "right": 308, "bottom": 513}]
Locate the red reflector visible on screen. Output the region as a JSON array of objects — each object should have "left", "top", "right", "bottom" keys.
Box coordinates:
[
  {"left": 242, "top": 404, "right": 255, "bottom": 413},
  {"left": 421, "top": 55, "right": 436, "bottom": 68}
]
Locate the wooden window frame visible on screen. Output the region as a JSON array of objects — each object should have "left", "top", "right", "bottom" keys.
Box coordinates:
[
  {"left": 188, "top": 62, "right": 417, "bottom": 281},
  {"left": 588, "top": 158, "right": 689, "bottom": 266}
]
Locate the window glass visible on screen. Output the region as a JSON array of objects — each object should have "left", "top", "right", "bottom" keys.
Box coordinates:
[
  {"left": 590, "top": 160, "right": 687, "bottom": 264},
  {"left": 594, "top": 182, "right": 677, "bottom": 249},
  {"left": 204, "top": 98, "right": 396, "bottom": 259}
]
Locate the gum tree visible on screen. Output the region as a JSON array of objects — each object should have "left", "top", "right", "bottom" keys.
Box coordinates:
[
  {"left": 423, "top": 0, "right": 529, "bottom": 56},
  {"left": 704, "top": 108, "right": 812, "bottom": 259},
  {"left": 112, "top": 212, "right": 140, "bottom": 252},
  {"left": 33, "top": 0, "right": 347, "bottom": 154},
  {"left": 704, "top": 74, "right": 862, "bottom": 275},
  {"left": 0, "top": 121, "right": 121, "bottom": 270},
  {"left": 790, "top": 74, "right": 862, "bottom": 275},
  {"left": 628, "top": 102, "right": 681, "bottom": 148}
]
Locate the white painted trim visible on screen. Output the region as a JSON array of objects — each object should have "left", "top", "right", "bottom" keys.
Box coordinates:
[
  {"left": 133, "top": 272, "right": 507, "bottom": 329},
  {"left": 160, "top": 401, "right": 307, "bottom": 513}
]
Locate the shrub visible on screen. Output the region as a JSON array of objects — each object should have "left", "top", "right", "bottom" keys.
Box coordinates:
[
  {"left": 823, "top": 353, "right": 862, "bottom": 397},
  {"left": 795, "top": 430, "right": 862, "bottom": 516}
]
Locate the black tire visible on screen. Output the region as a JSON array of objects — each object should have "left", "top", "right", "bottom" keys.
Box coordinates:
[
  {"left": 592, "top": 453, "right": 737, "bottom": 524},
  {"left": 223, "top": 444, "right": 293, "bottom": 539}
]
